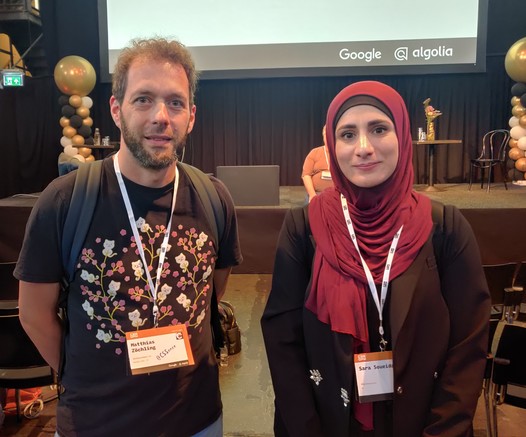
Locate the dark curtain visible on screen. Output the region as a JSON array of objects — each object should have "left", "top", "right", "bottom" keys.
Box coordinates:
[{"left": 0, "top": 0, "right": 523, "bottom": 196}]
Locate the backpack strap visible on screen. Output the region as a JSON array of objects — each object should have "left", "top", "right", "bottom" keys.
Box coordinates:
[
  {"left": 62, "top": 159, "right": 103, "bottom": 281},
  {"left": 177, "top": 162, "right": 224, "bottom": 248}
]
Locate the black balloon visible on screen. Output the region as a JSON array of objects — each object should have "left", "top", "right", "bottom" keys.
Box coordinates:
[
  {"left": 61, "top": 104, "right": 75, "bottom": 118},
  {"left": 507, "top": 158, "right": 517, "bottom": 170},
  {"left": 521, "top": 93, "right": 526, "bottom": 108},
  {"left": 58, "top": 94, "right": 70, "bottom": 106},
  {"left": 69, "top": 114, "right": 83, "bottom": 128},
  {"left": 511, "top": 82, "right": 526, "bottom": 97},
  {"left": 78, "top": 125, "right": 92, "bottom": 138},
  {"left": 85, "top": 136, "right": 94, "bottom": 146},
  {"left": 508, "top": 168, "right": 525, "bottom": 181}
]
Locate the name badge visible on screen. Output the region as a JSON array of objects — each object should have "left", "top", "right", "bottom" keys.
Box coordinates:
[
  {"left": 321, "top": 170, "right": 332, "bottom": 180},
  {"left": 125, "top": 325, "right": 194, "bottom": 375},
  {"left": 354, "top": 351, "right": 393, "bottom": 403}
]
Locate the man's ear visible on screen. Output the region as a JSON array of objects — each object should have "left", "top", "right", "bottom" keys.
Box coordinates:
[{"left": 109, "top": 96, "right": 121, "bottom": 129}]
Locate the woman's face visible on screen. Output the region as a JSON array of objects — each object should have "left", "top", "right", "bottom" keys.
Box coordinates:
[{"left": 334, "top": 105, "right": 399, "bottom": 188}]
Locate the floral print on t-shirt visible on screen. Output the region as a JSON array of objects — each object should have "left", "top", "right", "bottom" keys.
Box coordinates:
[{"left": 77, "top": 216, "right": 216, "bottom": 355}]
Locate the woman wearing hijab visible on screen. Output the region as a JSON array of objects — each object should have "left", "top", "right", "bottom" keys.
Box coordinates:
[{"left": 261, "top": 81, "right": 490, "bottom": 437}]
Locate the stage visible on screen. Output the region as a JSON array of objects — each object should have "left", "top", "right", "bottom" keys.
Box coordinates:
[
  {"left": 1, "top": 184, "right": 526, "bottom": 272},
  {"left": 233, "top": 183, "right": 526, "bottom": 273}
]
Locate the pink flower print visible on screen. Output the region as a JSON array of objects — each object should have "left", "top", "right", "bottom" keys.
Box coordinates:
[
  {"left": 120, "top": 229, "right": 127, "bottom": 236},
  {"left": 129, "top": 286, "right": 144, "bottom": 302},
  {"left": 86, "top": 323, "right": 92, "bottom": 330},
  {"left": 115, "top": 348, "right": 122, "bottom": 355}
]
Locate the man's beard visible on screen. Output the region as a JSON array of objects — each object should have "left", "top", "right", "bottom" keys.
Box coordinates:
[{"left": 120, "top": 115, "right": 188, "bottom": 170}]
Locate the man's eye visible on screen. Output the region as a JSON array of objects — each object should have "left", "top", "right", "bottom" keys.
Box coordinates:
[{"left": 134, "top": 97, "right": 149, "bottom": 104}]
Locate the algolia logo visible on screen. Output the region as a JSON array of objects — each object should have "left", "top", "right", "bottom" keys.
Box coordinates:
[
  {"left": 413, "top": 46, "right": 454, "bottom": 60},
  {"left": 339, "top": 48, "right": 381, "bottom": 63}
]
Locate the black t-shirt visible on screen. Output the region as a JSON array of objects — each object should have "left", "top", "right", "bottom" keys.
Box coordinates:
[{"left": 15, "top": 158, "right": 242, "bottom": 436}]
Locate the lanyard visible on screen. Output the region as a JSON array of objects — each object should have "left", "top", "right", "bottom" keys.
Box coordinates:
[
  {"left": 340, "top": 194, "right": 403, "bottom": 351},
  {"left": 323, "top": 146, "right": 330, "bottom": 170},
  {"left": 113, "top": 153, "right": 179, "bottom": 327}
]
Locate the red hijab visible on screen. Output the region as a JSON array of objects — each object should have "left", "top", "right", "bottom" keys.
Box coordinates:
[{"left": 306, "top": 81, "right": 433, "bottom": 341}]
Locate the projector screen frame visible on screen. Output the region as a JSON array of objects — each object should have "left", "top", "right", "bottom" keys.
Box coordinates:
[{"left": 97, "top": 0, "right": 488, "bottom": 83}]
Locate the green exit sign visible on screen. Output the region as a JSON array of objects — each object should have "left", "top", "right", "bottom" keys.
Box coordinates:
[{"left": 1, "top": 70, "right": 24, "bottom": 87}]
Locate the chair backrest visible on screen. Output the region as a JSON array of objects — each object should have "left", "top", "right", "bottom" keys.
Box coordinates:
[
  {"left": 483, "top": 262, "right": 522, "bottom": 305},
  {"left": 478, "top": 129, "right": 510, "bottom": 161}
]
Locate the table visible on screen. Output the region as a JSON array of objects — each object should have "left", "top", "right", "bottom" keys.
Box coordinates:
[
  {"left": 413, "top": 140, "right": 462, "bottom": 191},
  {"left": 73, "top": 144, "right": 116, "bottom": 160}
]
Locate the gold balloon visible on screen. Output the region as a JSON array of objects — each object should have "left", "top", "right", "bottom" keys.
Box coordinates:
[
  {"left": 509, "top": 147, "right": 524, "bottom": 160},
  {"left": 82, "top": 116, "right": 93, "bottom": 127},
  {"left": 69, "top": 95, "right": 82, "bottom": 108},
  {"left": 512, "top": 96, "right": 521, "bottom": 106},
  {"left": 515, "top": 157, "right": 526, "bottom": 171},
  {"left": 505, "top": 37, "right": 526, "bottom": 82},
  {"left": 77, "top": 146, "right": 92, "bottom": 158},
  {"left": 84, "top": 154, "right": 96, "bottom": 163},
  {"left": 63, "top": 126, "right": 76, "bottom": 138},
  {"left": 520, "top": 115, "right": 526, "bottom": 129},
  {"left": 59, "top": 116, "right": 70, "bottom": 128},
  {"left": 71, "top": 134, "right": 85, "bottom": 146},
  {"left": 509, "top": 138, "right": 518, "bottom": 148},
  {"left": 76, "top": 106, "right": 90, "bottom": 118},
  {"left": 54, "top": 55, "right": 97, "bottom": 96},
  {"left": 512, "top": 105, "right": 526, "bottom": 118}
]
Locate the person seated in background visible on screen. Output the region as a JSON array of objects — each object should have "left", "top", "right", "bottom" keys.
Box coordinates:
[{"left": 301, "top": 125, "right": 334, "bottom": 202}]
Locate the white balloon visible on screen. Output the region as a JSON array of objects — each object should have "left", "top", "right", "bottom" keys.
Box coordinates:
[
  {"left": 510, "top": 125, "right": 526, "bottom": 140},
  {"left": 60, "top": 135, "right": 73, "bottom": 148},
  {"left": 509, "top": 116, "right": 520, "bottom": 128},
  {"left": 64, "top": 145, "right": 78, "bottom": 157},
  {"left": 72, "top": 154, "right": 86, "bottom": 163},
  {"left": 81, "top": 96, "right": 93, "bottom": 109},
  {"left": 518, "top": 137, "right": 526, "bottom": 151}
]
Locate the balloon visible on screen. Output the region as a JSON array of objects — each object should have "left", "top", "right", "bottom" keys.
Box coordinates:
[
  {"left": 511, "top": 105, "right": 526, "bottom": 118},
  {"left": 69, "top": 95, "right": 82, "bottom": 108},
  {"left": 85, "top": 154, "right": 96, "bottom": 163},
  {"left": 59, "top": 116, "right": 71, "bottom": 128},
  {"left": 64, "top": 145, "right": 78, "bottom": 157},
  {"left": 76, "top": 106, "right": 90, "bottom": 118},
  {"left": 61, "top": 105, "right": 75, "bottom": 118},
  {"left": 71, "top": 134, "right": 85, "bottom": 146},
  {"left": 72, "top": 154, "right": 86, "bottom": 163},
  {"left": 512, "top": 96, "right": 521, "bottom": 106},
  {"left": 508, "top": 168, "right": 525, "bottom": 181},
  {"left": 58, "top": 95, "right": 70, "bottom": 106},
  {"left": 54, "top": 55, "right": 97, "bottom": 96},
  {"left": 511, "top": 82, "right": 526, "bottom": 97},
  {"left": 518, "top": 137, "right": 526, "bottom": 151},
  {"left": 60, "top": 135, "right": 73, "bottom": 148},
  {"left": 69, "top": 115, "right": 83, "bottom": 129},
  {"left": 505, "top": 37, "right": 526, "bottom": 82},
  {"left": 509, "top": 116, "right": 520, "bottom": 128},
  {"left": 63, "top": 126, "right": 76, "bottom": 138},
  {"left": 82, "top": 116, "right": 93, "bottom": 127},
  {"left": 509, "top": 138, "right": 518, "bottom": 148},
  {"left": 515, "top": 157, "right": 526, "bottom": 171},
  {"left": 520, "top": 115, "right": 526, "bottom": 129},
  {"left": 511, "top": 125, "right": 526, "bottom": 140},
  {"left": 81, "top": 96, "right": 93, "bottom": 109},
  {"left": 522, "top": 94, "right": 526, "bottom": 108},
  {"left": 509, "top": 147, "right": 524, "bottom": 160},
  {"left": 77, "top": 147, "right": 92, "bottom": 158},
  {"left": 507, "top": 158, "right": 516, "bottom": 170},
  {"left": 77, "top": 125, "right": 92, "bottom": 138}
]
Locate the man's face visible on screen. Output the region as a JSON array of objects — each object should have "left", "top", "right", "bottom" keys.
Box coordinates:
[{"left": 110, "top": 58, "right": 196, "bottom": 170}]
